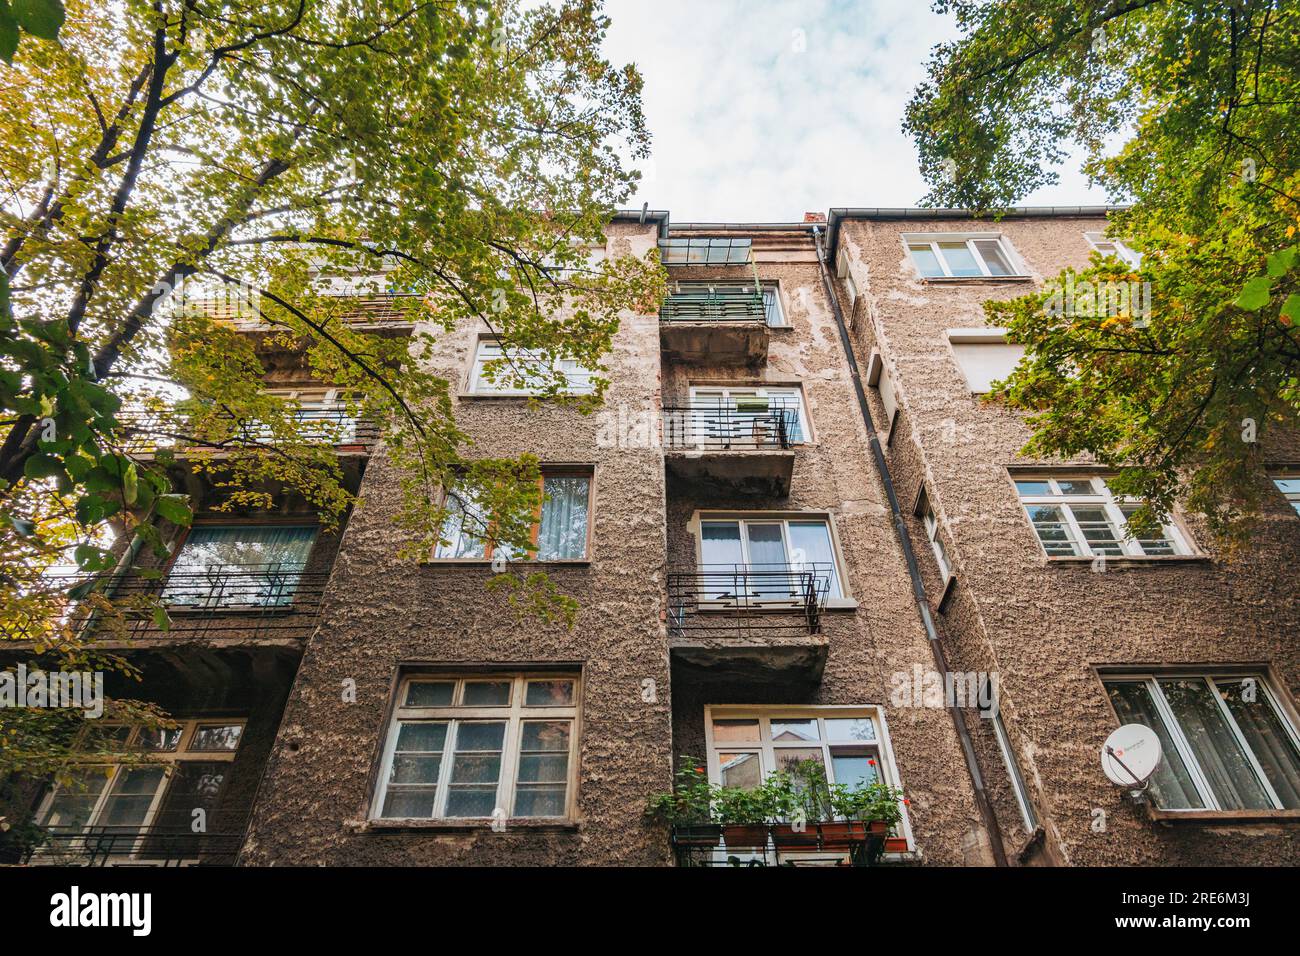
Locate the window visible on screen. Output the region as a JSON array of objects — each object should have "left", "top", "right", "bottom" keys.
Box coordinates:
[
  {"left": 991, "top": 710, "right": 1038, "bottom": 834},
  {"left": 162, "top": 525, "right": 316, "bottom": 607},
  {"left": 947, "top": 328, "right": 1025, "bottom": 394},
  {"left": 905, "top": 234, "right": 1022, "bottom": 279},
  {"left": 1104, "top": 674, "right": 1300, "bottom": 812},
  {"left": 917, "top": 490, "right": 952, "bottom": 582},
  {"left": 705, "top": 706, "right": 910, "bottom": 847},
  {"left": 1084, "top": 231, "right": 1142, "bottom": 268},
  {"left": 1274, "top": 476, "right": 1300, "bottom": 515},
  {"left": 260, "top": 387, "right": 358, "bottom": 444},
  {"left": 37, "top": 720, "right": 244, "bottom": 856},
  {"left": 658, "top": 237, "right": 752, "bottom": 266},
  {"left": 835, "top": 248, "right": 858, "bottom": 310},
  {"left": 761, "top": 285, "right": 788, "bottom": 328},
  {"left": 1014, "top": 475, "right": 1192, "bottom": 558},
  {"left": 687, "top": 385, "right": 810, "bottom": 444},
  {"left": 374, "top": 674, "right": 579, "bottom": 821},
  {"left": 697, "top": 515, "right": 844, "bottom": 600},
  {"left": 468, "top": 339, "right": 595, "bottom": 396},
  {"left": 435, "top": 469, "right": 592, "bottom": 561}
]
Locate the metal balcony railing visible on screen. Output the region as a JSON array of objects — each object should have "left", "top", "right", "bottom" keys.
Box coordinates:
[
  {"left": 42, "top": 564, "right": 329, "bottom": 642},
  {"left": 669, "top": 823, "right": 886, "bottom": 867},
  {"left": 663, "top": 404, "right": 798, "bottom": 450},
  {"left": 659, "top": 287, "right": 766, "bottom": 322},
  {"left": 667, "top": 563, "right": 832, "bottom": 637},
  {"left": 115, "top": 407, "right": 376, "bottom": 455},
  {"left": 22, "top": 825, "right": 245, "bottom": 867}
]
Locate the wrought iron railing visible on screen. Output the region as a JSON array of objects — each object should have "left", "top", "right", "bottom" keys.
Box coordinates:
[
  {"left": 662, "top": 404, "right": 798, "bottom": 450},
  {"left": 669, "top": 823, "right": 886, "bottom": 867},
  {"left": 41, "top": 565, "right": 329, "bottom": 642},
  {"left": 23, "top": 826, "right": 245, "bottom": 867},
  {"left": 659, "top": 287, "right": 766, "bottom": 322},
  {"left": 114, "top": 407, "right": 376, "bottom": 455},
  {"left": 667, "top": 563, "right": 832, "bottom": 637}
]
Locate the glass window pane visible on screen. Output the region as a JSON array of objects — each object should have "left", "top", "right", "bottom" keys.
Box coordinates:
[
  {"left": 41, "top": 772, "right": 111, "bottom": 830},
  {"left": 137, "top": 727, "right": 183, "bottom": 752},
  {"left": 514, "top": 720, "right": 570, "bottom": 818},
  {"left": 1119, "top": 506, "right": 1178, "bottom": 556},
  {"left": 774, "top": 748, "right": 825, "bottom": 775},
  {"left": 1068, "top": 506, "right": 1124, "bottom": 555},
  {"left": 405, "top": 681, "right": 455, "bottom": 707},
  {"left": 825, "top": 717, "right": 876, "bottom": 741},
  {"left": 513, "top": 786, "right": 567, "bottom": 817},
  {"left": 434, "top": 492, "right": 488, "bottom": 559},
  {"left": 712, "top": 718, "right": 761, "bottom": 743},
  {"left": 973, "top": 239, "right": 1014, "bottom": 276},
  {"left": 1157, "top": 678, "right": 1273, "bottom": 811},
  {"left": 189, "top": 724, "right": 243, "bottom": 752},
  {"left": 938, "top": 242, "right": 982, "bottom": 277},
  {"left": 831, "top": 752, "right": 879, "bottom": 789},
  {"left": 382, "top": 788, "right": 437, "bottom": 818},
  {"left": 770, "top": 719, "right": 819, "bottom": 741},
  {"left": 908, "top": 244, "right": 943, "bottom": 278},
  {"left": 394, "top": 722, "right": 448, "bottom": 753},
  {"left": 163, "top": 526, "right": 315, "bottom": 607},
  {"left": 1105, "top": 681, "right": 1204, "bottom": 810},
  {"left": 1025, "top": 505, "right": 1079, "bottom": 556},
  {"left": 538, "top": 475, "right": 590, "bottom": 560},
  {"left": 453, "top": 722, "right": 506, "bottom": 750},
  {"left": 787, "top": 520, "right": 841, "bottom": 598},
  {"left": 100, "top": 767, "right": 167, "bottom": 827},
  {"left": 700, "top": 522, "right": 743, "bottom": 567},
  {"left": 718, "top": 752, "right": 762, "bottom": 789},
  {"left": 1054, "top": 479, "right": 1096, "bottom": 495},
  {"left": 1216, "top": 679, "right": 1300, "bottom": 809},
  {"left": 461, "top": 681, "right": 511, "bottom": 706},
  {"left": 1014, "top": 480, "right": 1053, "bottom": 496},
  {"left": 525, "top": 680, "right": 575, "bottom": 706}
]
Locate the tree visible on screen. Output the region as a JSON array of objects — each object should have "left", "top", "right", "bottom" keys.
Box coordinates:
[
  {"left": 905, "top": 0, "right": 1300, "bottom": 546},
  {"left": 0, "top": 0, "right": 662, "bottom": 781}
]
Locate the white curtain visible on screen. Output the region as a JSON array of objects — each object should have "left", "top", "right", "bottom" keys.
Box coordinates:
[{"left": 537, "top": 476, "right": 589, "bottom": 560}]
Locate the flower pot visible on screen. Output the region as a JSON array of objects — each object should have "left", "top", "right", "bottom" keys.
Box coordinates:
[
  {"left": 817, "top": 820, "right": 870, "bottom": 848},
  {"left": 671, "top": 824, "right": 722, "bottom": 847},
  {"left": 771, "top": 823, "right": 821, "bottom": 848},
  {"left": 722, "top": 824, "right": 769, "bottom": 848},
  {"left": 883, "top": 836, "right": 908, "bottom": 854}
]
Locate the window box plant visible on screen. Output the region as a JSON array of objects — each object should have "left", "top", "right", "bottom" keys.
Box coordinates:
[
  {"left": 646, "top": 758, "right": 722, "bottom": 847},
  {"left": 714, "top": 785, "right": 774, "bottom": 848}
]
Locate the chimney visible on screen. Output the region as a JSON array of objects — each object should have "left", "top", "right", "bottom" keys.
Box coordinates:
[{"left": 803, "top": 212, "right": 827, "bottom": 223}]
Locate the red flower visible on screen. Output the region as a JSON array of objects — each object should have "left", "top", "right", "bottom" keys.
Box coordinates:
[
  {"left": 867, "top": 758, "right": 875, "bottom": 766},
  {"left": 694, "top": 767, "right": 705, "bottom": 774}
]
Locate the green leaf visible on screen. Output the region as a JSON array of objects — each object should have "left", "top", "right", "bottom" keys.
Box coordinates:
[
  {"left": 23, "top": 452, "right": 64, "bottom": 479},
  {"left": 0, "top": 2, "right": 17, "bottom": 65},
  {"left": 155, "top": 494, "right": 193, "bottom": 525},
  {"left": 151, "top": 604, "right": 171, "bottom": 632},
  {"left": 1282, "top": 294, "right": 1300, "bottom": 324},
  {"left": 122, "top": 461, "right": 138, "bottom": 505},
  {"left": 1266, "top": 247, "right": 1298, "bottom": 278},
  {"left": 10, "top": 0, "right": 62, "bottom": 40},
  {"left": 1235, "top": 276, "right": 1273, "bottom": 311},
  {"left": 74, "top": 543, "right": 117, "bottom": 572},
  {"left": 4, "top": 513, "right": 36, "bottom": 536}
]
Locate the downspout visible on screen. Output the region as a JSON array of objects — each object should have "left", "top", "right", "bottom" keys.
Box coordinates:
[{"left": 812, "top": 225, "right": 1009, "bottom": 867}]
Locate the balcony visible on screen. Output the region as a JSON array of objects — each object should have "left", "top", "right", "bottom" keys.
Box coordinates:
[
  {"left": 663, "top": 404, "right": 796, "bottom": 496},
  {"left": 669, "top": 823, "right": 888, "bottom": 867},
  {"left": 667, "top": 564, "right": 831, "bottom": 682},
  {"left": 49, "top": 564, "right": 329, "bottom": 646},
  {"left": 117, "top": 406, "right": 377, "bottom": 457},
  {"left": 20, "top": 826, "right": 245, "bottom": 867},
  {"left": 659, "top": 286, "right": 769, "bottom": 365}
]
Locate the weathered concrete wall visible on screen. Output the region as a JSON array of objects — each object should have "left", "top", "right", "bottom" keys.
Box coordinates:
[
  {"left": 662, "top": 231, "right": 996, "bottom": 866},
  {"left": 836, "top": 214, "right": 1300, "bottom": 865},
  {"left": 241, "top": 222, "right": 676, "bottom": 865}
]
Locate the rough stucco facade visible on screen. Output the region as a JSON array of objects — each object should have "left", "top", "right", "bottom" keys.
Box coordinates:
[
  {"left": 11, "top": 208, "right": 1300, "bottom": 868},
  {"left": 833, "top": 209, "right": 1300, "bottom": 866}
]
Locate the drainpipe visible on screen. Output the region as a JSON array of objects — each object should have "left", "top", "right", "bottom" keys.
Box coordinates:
[{"left": 812, "top": 225, "right": 1009, "bottom": 867}]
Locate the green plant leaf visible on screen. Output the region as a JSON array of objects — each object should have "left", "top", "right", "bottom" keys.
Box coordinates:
[
  {"left": 10, "top": 0, "right": 62, "bottom": 40},
  {"left": 0, "top": 2, "right": 18, "bottom": 65},
  {"left": 151, "top": 604, "right": 171, "bottom": 631},
  {"left": 155, "top": 494, "right": 193, "bottom": 525},
  {"left": 1281, "top": 294, "right": 1300, "bottom": 324},
  {"left": 1266, "top": 247, "right": 1297, "bottom": 278},
  {"left": 74, "top": 543, "right": 117, "bottom": 572},
  {"left": 122, "top": 461, "right": 138, "bottom": 505},
  {"left": 1235, "top": 276, "right": 1274, "bottom": 311},
  {"left": 23, "top": 452, "right": 63, "bottom": 479}
]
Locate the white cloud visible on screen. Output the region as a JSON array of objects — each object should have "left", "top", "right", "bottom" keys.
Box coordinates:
[{"left": 602, "top": 0, "right": 1110, "bottom": 221}]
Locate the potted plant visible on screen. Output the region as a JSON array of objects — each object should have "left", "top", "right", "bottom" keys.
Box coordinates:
[
  {"left": 770, "top": 760, "right": 831, "bottom": 849},
  {"left": 0, "top": 814, "right": 48, "bottom": 865},
  {"left": 714, "top": 784, "right": 773, "bottom": 848},
  {"left": 646, "top": 758, "right": 721, "bottom": 847}
]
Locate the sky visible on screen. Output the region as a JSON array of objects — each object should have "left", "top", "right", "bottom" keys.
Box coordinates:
[{"left": 601, "top": 0, "right": 1111, "bottom": 222}]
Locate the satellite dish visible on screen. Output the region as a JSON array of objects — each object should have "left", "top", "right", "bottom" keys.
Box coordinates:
[{"left": 1101, "top": 724, "right": 1162, "bottom": 788}]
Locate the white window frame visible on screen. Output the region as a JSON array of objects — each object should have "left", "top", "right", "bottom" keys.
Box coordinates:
[
  {"left": 693, "top": 512, "right": 849, "bottom": 602},
  {"left": 1102, "top": 673, "right": 1300, "bottom": 812},
  {"left": 761, "top": 283, "right": 789, "bottom": 328},
  {"left": 917, "top": 490, "right": 952, "bottom": 583},
  {"left": 432, "top": 467, "right": 594, "bottom": 562},
  {"left": 467, "top": 338, "right": 595, "bottom": 396},
  {"left": 1272, "top": 474, "right": 1300, "bottom": 516},
  {"left": 902, "top": 233, "right": 1027, "bottom": 279},
  {"left": 687, "top": 385, "right": 811, "bottom": 444},
  {"left": 371, "top": 673, "right": 581, "bottom": 823},
  {"left": 704, "top": 704, "right": 914, "bottom": 852},
  {"left": 37, "top": 720, "right": 245, "bottom": 857},
  {"left": 261, "top": 387, "right": 357, "bottom": 443},
  {"left": 991, "top": 710, "right": 1038, "bottom": 834},
  {"left": 945, "top": 327, "right": 1026, "bottom": 395},
  {"left": 1014, "top": 475, "right": 1193, "bottom": 558},
  {"left": 1084, "top": 231, "right": 1142, "bottom": 268}
]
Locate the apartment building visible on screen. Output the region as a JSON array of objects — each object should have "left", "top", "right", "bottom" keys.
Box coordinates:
[{"left": 8, "top": 207, "right": 1300, "bottom": 867}]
